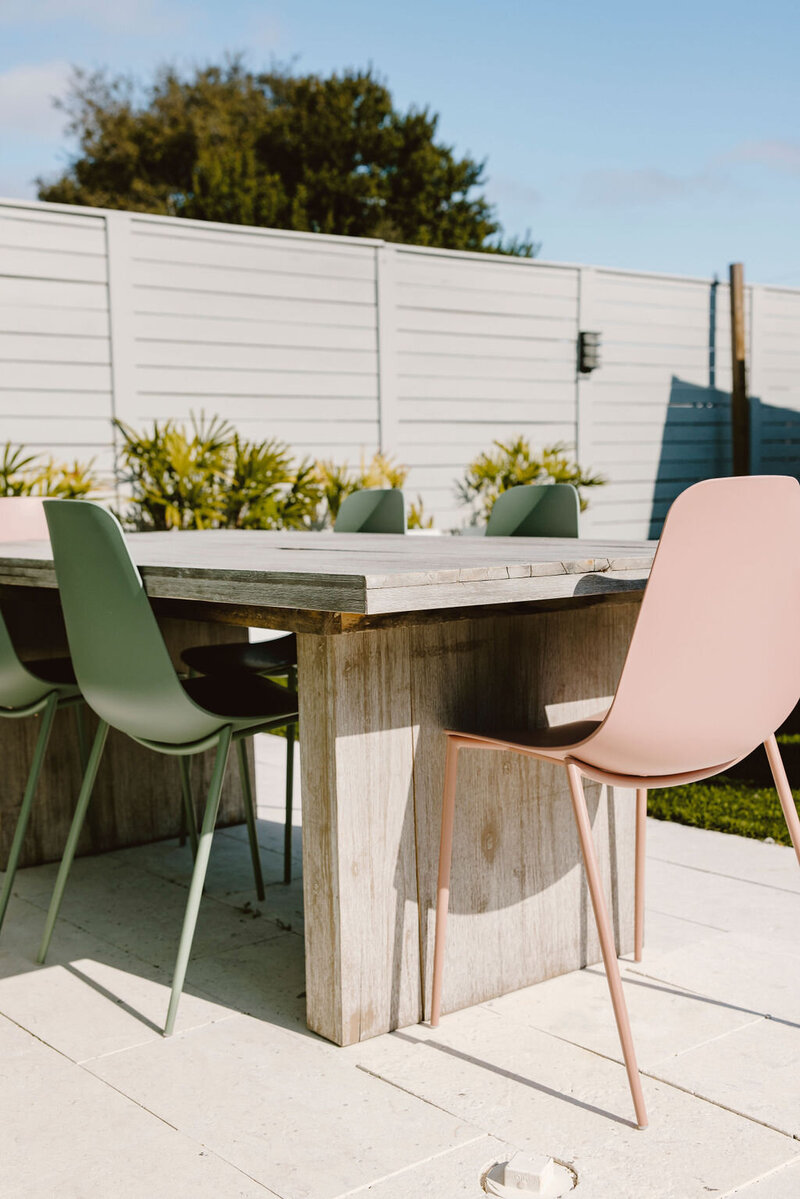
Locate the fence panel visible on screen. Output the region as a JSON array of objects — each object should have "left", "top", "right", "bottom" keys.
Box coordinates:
[
  {"left": 0, "top": 204, "right": 114, "bottom": 473},
  {"left": 393, "top": 247, "right": 579, "bottom": 526}
]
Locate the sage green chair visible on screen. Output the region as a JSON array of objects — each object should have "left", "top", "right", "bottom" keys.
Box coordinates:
[
  {"left": 486, "top": 483, "right": 580, "bottom": 538},
  {"left": 332, "top": 487, "right": 406, "bottom": 533},
  {"left": 0, "top": 499, "right": 86, "bottom": 934},
  {"left": 38, "top": 500, "right": 299, "bottom": 1034},
  {"left": 180, "top": 486, "right": 407, "bottom": 883}
]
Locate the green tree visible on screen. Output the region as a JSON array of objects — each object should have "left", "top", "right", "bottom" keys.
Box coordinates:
[{"left": 38, "top": 60, "right": 538, "bottom": 256}]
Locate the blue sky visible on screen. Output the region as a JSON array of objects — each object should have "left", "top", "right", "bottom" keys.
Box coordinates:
[{"left": 1, "top": 0, "right": 799, "bottom": 282}]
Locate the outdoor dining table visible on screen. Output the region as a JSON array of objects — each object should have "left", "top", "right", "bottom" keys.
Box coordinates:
[{"left": 0, "top": 529, "right": 655, "bottom": 1046}]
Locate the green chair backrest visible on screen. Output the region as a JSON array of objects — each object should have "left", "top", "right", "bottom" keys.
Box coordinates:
[
  {"left": 0, "top": 498, "right": 64, "bottom": 709},
  {"left": 485, "top": 484, "right": 580, "bottom": 538},
  {"left": 43, "top": 501, "right": 223, "bottom": 745},
  {"left": 334, "top": 489, "right": 406, "bottom": 534}
]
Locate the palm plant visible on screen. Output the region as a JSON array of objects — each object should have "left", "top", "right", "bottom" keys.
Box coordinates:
[{"left": 457, "top": 436, "right": 605, "bottom": 525}]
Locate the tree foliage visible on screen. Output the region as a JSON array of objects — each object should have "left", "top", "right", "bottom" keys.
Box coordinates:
[{"left": 38, "top": 60, "right": 538, "bottom": 255}]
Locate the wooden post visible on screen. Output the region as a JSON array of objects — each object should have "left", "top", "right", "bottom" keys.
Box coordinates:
[{"left": 729, "top": 262, "right": 749, "bottom": 475}]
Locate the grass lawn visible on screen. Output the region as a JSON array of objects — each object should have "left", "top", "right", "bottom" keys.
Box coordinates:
[{"left": 648, "top": 734, "right": 800, "bottom": 845}]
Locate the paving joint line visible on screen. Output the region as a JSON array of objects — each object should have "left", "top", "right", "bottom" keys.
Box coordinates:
[
  {"left": 651, "top": 854, "right": 800, "bottom": 897},
  {"left": 76, "top": 1061, "right": 282, "bottom": 1196},
  {"left": 717, "top": 1152, "right": 800, "bottom": 1197},
  {"left": 329, "top": 1132, "right": 494, "bottom": 1199},
  {"left": 641, "top": 1066, "right": 799, "bottom": 1141}
]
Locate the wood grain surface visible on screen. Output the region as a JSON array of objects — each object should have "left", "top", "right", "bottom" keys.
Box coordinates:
[{"left": 0, "top": 529, "right": 655, "bottom": 617}]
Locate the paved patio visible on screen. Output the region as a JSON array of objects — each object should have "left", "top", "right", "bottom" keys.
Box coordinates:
[{"left": 1, "top": 734, "right": 799, "bottom": 1198}]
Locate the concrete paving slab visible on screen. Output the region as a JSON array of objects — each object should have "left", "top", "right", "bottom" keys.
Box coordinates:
[
  {"left": 350, "top": 1006, "right": 797, "bottom": 1198},
  {"left": 186, "top": 929, "right": 309, "bottom": 1035},
  {"left": 0, "top": 1013, "right": 275, "bottom": 1198},
  {"left": 0, "top": 951, "right": 235, "bottom": 1063},
  {"left": 335, "top": 1134, "right": 510, "bottom": 1198},
  {"left": 652, "top": 1016, "right": 800, "bottom": 1136},
  {"left": 629, "top": 906, "right": 730, "bottom": 958},
  {"left": 108, "top": 828, "right": 291, "bottom": 894},
  {"left": 86, "top": 1013, "right": 480, "bottom": 1199},
  {"left": 485, "top": 962, "right": 760, "bottom": 1068},
  {"left": 630, "top": 931, "right": 800, "bottom": 1025},
  {"left": 646, "top": 856, "right": 800, "bottom": 946},
  {"left": 19, "top": 853, "right": 286, "bottom": 968},
  {"left": 720, "top": 1156, "right": 800, "bottom": 1197},
  {"left": 647, "top": 819, "right": 800, "bottom": 895}
]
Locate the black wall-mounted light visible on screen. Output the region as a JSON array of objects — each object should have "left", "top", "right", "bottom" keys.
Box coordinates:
[{"left": 578, "top": 330, "right": 601, "bottom": 374}]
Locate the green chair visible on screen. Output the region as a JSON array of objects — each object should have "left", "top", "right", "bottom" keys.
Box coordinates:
[
  {"left": 486, "top": 483, "right": 580, "bottom": 538},
  {"left": 331, "top": 487, "right": 406, "bottom": 534},
  {"left": 179, "top": 487, "right": 407, "bottom": 883},
  {"left": 0, "top": 499, "right": 87, "bottom": 934},
  {"left": 38, "top": 500, "right": 299, "bottom": 1034}
]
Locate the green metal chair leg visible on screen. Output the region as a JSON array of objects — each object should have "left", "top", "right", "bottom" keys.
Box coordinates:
[
  {"left": 284, "top": 721, "right": 295, "bottom": 885},
  {"left": 165, "top": 726, "right": 232, "bottom": 1036},
  {"left": 74, "top": 704, "right": 89, "bottom": 773},
  {"left": 284, "top": 664, "right": 296, "bottom": 886},
  {"left": 37, "top": 719, "right": 110, "bottom": 964},
  {"left": 0, "top": 693, "right": 59, "bottom": 933},
  {"left": 178, "top": 756, "right": 199, "bottom": 859},
  {"left": 238, "top": 737, "right": 264, "bottom": 901}
]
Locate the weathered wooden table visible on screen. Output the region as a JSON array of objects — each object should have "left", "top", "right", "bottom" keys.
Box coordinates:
[{"left": 0, "top": 530, "right": 655, "bottom": 1046}]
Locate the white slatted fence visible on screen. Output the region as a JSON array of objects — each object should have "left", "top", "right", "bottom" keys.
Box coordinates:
[{"left": 2, "top": 197, "right": 800, "bottom": 537}]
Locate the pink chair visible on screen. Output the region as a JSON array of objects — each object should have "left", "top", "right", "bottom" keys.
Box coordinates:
[{"left": 431, "top": 476, "right": 800, "bottom": 1129}]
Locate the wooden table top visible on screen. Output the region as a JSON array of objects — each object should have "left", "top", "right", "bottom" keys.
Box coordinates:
[{"left": 0, "top": 529, "right": 656, "bottom": 620}]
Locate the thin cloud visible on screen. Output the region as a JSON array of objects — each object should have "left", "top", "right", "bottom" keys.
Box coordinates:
[
  {"left": 0, "top": 60, "right": 70, "bottom": 138},
  {"left": 488, "top": 175, "right": 542, "bottom": 209},
  {"left": 0, "top": 0, "right": 165, "bottom": 32},
  {"left": 577, "top": 166, "right": 730, "bottom": 208},
  {"left": 725, "top": 139, "right": 800, "bottom": 174}
]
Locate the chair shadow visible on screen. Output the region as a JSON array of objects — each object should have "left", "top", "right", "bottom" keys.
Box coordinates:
[{"left": 390, "top": 1029, "right": 638, "bottom": 1129}]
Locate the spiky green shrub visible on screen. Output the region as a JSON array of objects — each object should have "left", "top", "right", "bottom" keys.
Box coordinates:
[
  {"left": 314, "top": 452, "right": 411, "bottom": 526},
  {"left": 457, "top": 436, "right": 605, "bottom": 525},
  {"left": 407, "top": 497, "right": 434, "bottom": 530},
  {"left": 0, "top": 441, "right": 97, "bottom": 499},
  {"left": 115, "top": 415, "right": 322, "bottom": 531}
]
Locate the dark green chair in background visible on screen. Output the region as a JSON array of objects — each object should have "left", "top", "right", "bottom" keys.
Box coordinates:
[
  {"left": 486, "top": 483, "right": 580, "bottom": 538},
  {"left": 180, "top": 486, "right": 407, "bottom": 883},
  {"left": 0, "top": 498, "right": 87, "bottom": 935},
  {"left": 38, "top": 500, "right": 299, "bottom": 1035}
]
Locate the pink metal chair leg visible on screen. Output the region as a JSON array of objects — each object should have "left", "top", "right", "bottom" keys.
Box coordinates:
[
  {"left": 566, "top": 763, "right": 648, "bottom": 1129},
  {"left": 431, "top": 736, "right": 460, "bottom": 1027},
  {"left": 764, "top": 734, "right": 800, "bottom": 868},
  {"left": 635, "top": 788, "right": 647, "bottom": 962}
]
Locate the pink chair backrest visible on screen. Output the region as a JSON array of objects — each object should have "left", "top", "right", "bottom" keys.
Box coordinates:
[
  {"left": 0, "top": 498, "right": 50, "bottom": 542},
  {"left": 580, "top": 476, "right": 800, "bottom": 778}
]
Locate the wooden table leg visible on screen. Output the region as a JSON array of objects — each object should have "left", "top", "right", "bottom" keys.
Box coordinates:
[
  {"left": 298, "top": 599, "right": 641, "bottom": 1047},
  {"left": 0, "top": 590, "right": 252, "bottom": 869}
]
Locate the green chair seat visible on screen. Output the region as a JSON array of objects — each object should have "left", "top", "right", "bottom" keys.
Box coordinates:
[
  {"left": 181, "top": 633, "right": 297, "bottom": 678},
  {"left": 181, "top": 671, "right": 297, "bottom": 725},
  {"left": 21, "top": 656, "right": 79, "bottom": 688}
]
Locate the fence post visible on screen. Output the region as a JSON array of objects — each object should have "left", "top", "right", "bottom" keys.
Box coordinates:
[
  {"left": 104, "top": 211, "right": 136, "bottom": 493},
  {"left": 729, "top": 262, "right": 750, "bottom": 475},
  {"left": 748, "top": 284, "right": 764, "bottom": 474},
  {"left": 576, "top": 266, "right": 598, "bottom": 532},
  {"left": 375, "top": 243, "right": 400, "bottom": 456}
]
